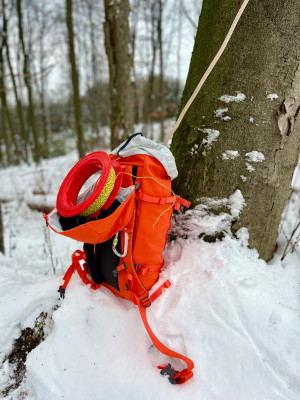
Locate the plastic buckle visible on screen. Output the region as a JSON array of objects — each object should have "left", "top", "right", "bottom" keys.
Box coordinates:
[
  {"left": 140, "top": 296, "right": 151, "bottom": 308},
  {"left": 160, "top": 363, "right": 179, "bottom": 384},
  {"left": 113, "top": 262, "right": 127, "bottom": 278},
  {"left": 58, "top": 286, "right": 65, "bottom": 299}
]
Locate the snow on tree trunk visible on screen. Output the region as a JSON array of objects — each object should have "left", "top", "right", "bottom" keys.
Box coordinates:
[
  {"left": 171, "top": 0, "right": 300, "bottom": 261},
  {"left": 104, "top": 0, "right": 135, "bottom": 149}
]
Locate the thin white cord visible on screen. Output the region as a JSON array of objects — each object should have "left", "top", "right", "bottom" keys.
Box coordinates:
[{"left": 164, "top": 0, "right": 250, "bottom": 146}]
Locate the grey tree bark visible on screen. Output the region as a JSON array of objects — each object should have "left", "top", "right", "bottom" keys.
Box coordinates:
[
  {"left": 17, "top": 0, "right": 40, "bottom": 162},
  {"left": 104, "top": 0, "right": 135, "bottom": 149},
  {"left": 157, "top": 0, "right": 165, "bottom": 142},
  {"left": 0, "top": 204, "right": 3, "bottom": 254},
  {"left": 66, "top": 0, "right": 85, "bottom": 159},
  {"left": 2, "top": 0, "right": 28, "bottom": 162},
  {"left": 171, "top": 0, "right": 300, "bottom": 261}
]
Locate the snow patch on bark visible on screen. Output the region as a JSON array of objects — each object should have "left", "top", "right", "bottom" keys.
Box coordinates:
[
  {"left": 214, "top": 108, "right": 231, "bottom": 121},
  {"left": 235, "top": 227, "right": 250, "bottom": 246},
  {"left": 246, "top": 151, "right": 265, "bottom": 162},
  {"left": 222, "top": 150, "right": 239, "bottom": 160},
  {"left": 229, "top": 189, "right": 246, "bottom": 218},
  {"left": 267, "top": 93, "right": 278, "bottom": 101},
  {"left": 240, "top": 175, "right": 247, "bottom": 182},
  {"left": 249, "top": 117, "right": 254, "bottom": 123},
  {"left": 190, "top": 143, "right": 199, "bottom": 156},
  {"left": 246, "top": 162, "right": 255, "bottom": 172},
  {"left": 201, "top": 128, "right": 220, "bottom": 147},
  {"left": 219, "top": 92, "right": 246, "bottom": 103}
]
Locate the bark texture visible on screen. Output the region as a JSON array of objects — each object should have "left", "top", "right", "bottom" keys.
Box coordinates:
[
  {"left": 104, "top": 0, "right": 135, "bottom": 149},
  {"left": 66, "top": 0, "right": 85, "bottom": 158},
  {"left": 0, "top": 204, "right": 4, "bottom": 254},
  {"left": 171, "top": 0, "right": 300, "bottom": 261},
  {"left": 17, "top": 0, "right": 40, "bottom": 162}
]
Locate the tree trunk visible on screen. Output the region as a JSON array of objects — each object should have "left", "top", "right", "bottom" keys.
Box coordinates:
[
  {"left": 158, "top": 0, "right": 165, "bottom": 142},
  {"left": 0, "top": 204, "right": 4, "bottom": 254},
  {"left": 0, "top": 44, "right": 12, "bottom": 164},
  {"left": 171, "top": 0, "right": 300, "bottom": 261},
  {"left": 17, "top": 0, "right": 40, "bottom": 162},
  {"left": 66, "top": 0, "right": 85, "bottom": 159},
  {"left": 103, "top": 0, "right": 135, "bottom": 149},
  {"left": 2, "top": 0, "right": 27, "bottom": 162}
]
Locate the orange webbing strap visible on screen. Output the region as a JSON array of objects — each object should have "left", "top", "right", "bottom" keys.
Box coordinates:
[
  {"left": 149, "top": 280, "right": 171, "bottom": 303},
  {"left": 136, "top": 191, "right": 191, "bottom": 210},
  {"left": 134, "top": 286, "right": 194, "bottom": 385},
  {"left": 59, "top": 250, "right": 100, "bottom": 298}
]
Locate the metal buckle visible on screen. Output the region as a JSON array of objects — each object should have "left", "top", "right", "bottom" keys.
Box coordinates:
[
  {"left": 160, "top": 363, "right": 179, "bottom": 384},
  {"left": 140, "top": 296, "right": 151, "bottom": 308}
]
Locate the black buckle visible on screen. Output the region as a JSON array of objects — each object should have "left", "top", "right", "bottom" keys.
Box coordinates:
[
  {"left": 160, "top": 363, "right": 179, "bottom": 384},
  {"left": 113, "top": 269, "right": 119, "bottom": 278},
  {"left": 140, "top": 296, "right": 151, "bottom": 308},
  {"left": 58, "top": 286, "right": 65, "bottom": 299},
  {"left": 113, "top": 262, "right": 127, "bottom": 278}
]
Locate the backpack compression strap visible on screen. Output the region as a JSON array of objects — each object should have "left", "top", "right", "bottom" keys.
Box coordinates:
[
  {"left": 58, "top": 250, "right": 100, "bottom": 298},
  {"left": 134, "top": 289, "right": 194, "bottom": 385}
]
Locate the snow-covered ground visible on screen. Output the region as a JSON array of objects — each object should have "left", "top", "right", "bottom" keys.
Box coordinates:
[{"left": 0, "top": 148, "right": 299, "bottom": 400}]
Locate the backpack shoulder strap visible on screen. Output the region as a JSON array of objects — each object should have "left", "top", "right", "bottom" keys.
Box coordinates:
[{"left": 133, "top": 291, "right": 194, "bottom": 385}]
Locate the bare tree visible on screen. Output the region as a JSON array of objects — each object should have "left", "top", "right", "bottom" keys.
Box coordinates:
[
  {"left": 17, "top": 0, "right": 40, "bottom": 162},
  {"left": 66, "top": 0, "right": 85, "bottom": 158},
  {"left": 2, "top": 0, "right": 28, "bottom": 162},
  {"left": 104, "top": 0, "right": 135, "bottom": 149}
]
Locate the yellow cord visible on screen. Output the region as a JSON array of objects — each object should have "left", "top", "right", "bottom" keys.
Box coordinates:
[
  {"left": 79, "top": 167, "right": 116, "bottom": 217},
  {"left": 122, "top": 172, "right": 176, "bottom": 229},
  {"left": 78, "top": 169, "right": 176, "bottom": 227}
]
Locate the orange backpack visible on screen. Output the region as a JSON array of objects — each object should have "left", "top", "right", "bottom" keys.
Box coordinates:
[{"left": 44, "top": 133, "right": 194, "bottom": 384}]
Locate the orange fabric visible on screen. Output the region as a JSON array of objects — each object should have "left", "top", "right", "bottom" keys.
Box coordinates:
[
  {"left": 115, "top": 155, "right": 173, "bottom": 291},
  {"left": 45, "top": 189, "right": 135, "bottom": 244},
  {"left": 149, "top": 280, "right": 171, "bottom": 303}
]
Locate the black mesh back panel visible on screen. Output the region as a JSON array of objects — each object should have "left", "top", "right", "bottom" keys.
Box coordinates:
[{"left": 95, "top": 238, "right": 120, "bottom": 290}]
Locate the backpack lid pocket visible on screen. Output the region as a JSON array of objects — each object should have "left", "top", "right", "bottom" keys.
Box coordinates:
[{"left": 46, "top": 186, "right": 135, "bottom": 244}]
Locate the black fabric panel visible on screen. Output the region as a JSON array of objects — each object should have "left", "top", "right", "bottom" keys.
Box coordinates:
[
  {"left": 132, "top": 165, "right": 138, "bottom": 185},
  {"left": 95, "top": 238, "right": 120, "bottom": 290},
  {"left": 59, "top": 200, "right": 120, "bottom": 231},
  {"left": 84, "top": 243, "right": 104, "bottom": 284}
]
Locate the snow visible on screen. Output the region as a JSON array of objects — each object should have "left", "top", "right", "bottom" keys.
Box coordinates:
[
  {"left": 249, "top": 117, "right": 254, "bottom": 123},
  {"left": 240, "top": 175, "right": 247, "bottom": 182},
  {"left": 246, "top": 151, "right": 265, "bottom": 163},
  {"left": 214, "top": 108, "right": 232, "bottom": 121},
  {"left": 219, "top": 92, "right": 246, "bottom": 103},
  {"left": 228, "top": 189, "right": 246, "bottom": 218},
  {"left": 200, "top": 128, "right": 220, "bottom": 147},
  {"left": 222, "top": 150, "right": 239, "bottom": 160},
  {"left": 0, "top": 150, "right": 299, "bottom": 400},
  {"left": 246, "top": 162, "right": 255, "bottom": 172},
  {"left": 267, "top": 94, "right": 279, "bottom": 101}
]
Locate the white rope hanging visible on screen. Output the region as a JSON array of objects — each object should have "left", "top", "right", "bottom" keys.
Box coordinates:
[{"left": 164, "top": 0, "right": 250, "bottom": 146}]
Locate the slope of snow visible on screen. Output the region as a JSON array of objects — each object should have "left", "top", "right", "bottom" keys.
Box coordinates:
[{"left": 0, "top": 153, "right": 299, "bottom": 400}]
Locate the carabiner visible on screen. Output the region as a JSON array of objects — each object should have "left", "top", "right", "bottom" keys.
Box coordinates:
[{"left": 112, "top": 231, "right": 128, "bottom": 258}]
